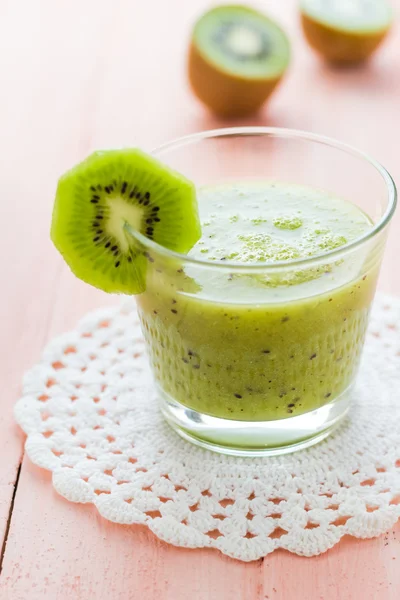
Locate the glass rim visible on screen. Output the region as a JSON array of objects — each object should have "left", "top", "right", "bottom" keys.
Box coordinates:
[{"left": 126, "top": 126, "right": 397, "bottom": 271}]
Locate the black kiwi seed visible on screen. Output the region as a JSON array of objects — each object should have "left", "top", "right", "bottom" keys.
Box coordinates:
[
  {"left": 121, "top": 182, "right": 127, "bottom": 194},
  {"left": 105, "top": 186, "right": 111, "bottom": 193},
  {"left": 154, "top": 217, "right": 160, "bottom": 222},
  {"left": 143, "top": 199, "right": 150, "bottom": 206},
  {"left": 93, "top": 236, "right": 100, "bottom": 242},
  {"left": 115, "top": 261, "right": 120, "bottom": 268},
  {"left": 91, "top": 199, "right": 98, "bottom": 204},
  {"left": 90, "top": 186, "right": 96, "bottom": 192},
  {"left": 129, "top": 190, "right": 135, "bottom": 199},
  {"left": 105, "top": 242, "right": 111, "bottom": 248},
  {"left": 127, "top": 256, "right": 132, "bottom": 262},
  {"left": 97, "top": 230, "right": 103, "bottom": 234},
  {"left": 234, "top": 393, "right": 242, "bottom": 399},
  {"left": 93, "top": 222, "right": 99, "bottom": 227},
  {"left": 111, "top": 245, "right": 118, "bottom": 251},
  {"left": 145, "top": 192, "right": 150, "bottom": 199},
  {"left": 146, "top": 218, "right": 153, "bottom": 224}
]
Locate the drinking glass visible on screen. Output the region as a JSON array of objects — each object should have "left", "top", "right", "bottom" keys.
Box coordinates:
[{"left": 127, "top": 127, "right": 397, "bottom": 456}]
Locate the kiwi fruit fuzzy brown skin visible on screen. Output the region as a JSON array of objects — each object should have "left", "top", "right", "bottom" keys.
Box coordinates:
[
  {"left": 188, "top": 41, "right": 282, "bottom": 118},
  {"left": 301, "top": 13, "right": 390, "bottom": 64}
]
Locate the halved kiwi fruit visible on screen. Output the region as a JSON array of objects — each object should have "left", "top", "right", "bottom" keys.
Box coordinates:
[
  {"left": 51, "top": 149, "right": 201, "bottom": 294},
  {"left": 188, "top": 5, "right": 290, "bottom": 117},
  {"left": 300, "top": 0, "right": 393, "bottom": 64}
]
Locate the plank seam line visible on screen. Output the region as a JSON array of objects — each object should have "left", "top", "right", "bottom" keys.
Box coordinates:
[
  {"left": 0, "top": 462, "right": 22, "bottom": 575},
  {"left": 257, "top": 556, "right": 265, "bottom": 599}
]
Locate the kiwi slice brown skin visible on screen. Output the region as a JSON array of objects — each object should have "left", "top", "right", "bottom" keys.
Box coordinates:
[
  {"left": 188, "top": 42, "right": 282, "bottom": 118},
  {"left": 300, "top": 13, "right": 390, "bottom": 64}
]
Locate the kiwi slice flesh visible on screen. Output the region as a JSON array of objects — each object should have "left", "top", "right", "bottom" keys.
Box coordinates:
[
  {"left": 300, "top": 0, "right": 393, "bottom": 64},
  {"left": 51, "top": 149, "right": 201, "bottom": 294},
  {"left": 188, "top": 5, "right": 290, "bottom": 117}
]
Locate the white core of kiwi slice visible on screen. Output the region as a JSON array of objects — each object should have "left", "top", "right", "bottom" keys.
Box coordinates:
[
  {"left": 51, "top": 149, "right": 201, "bottom": 295},
  {"left": 300, "top": 0, "right": 393, "bottom": 33},
  {"left": 105, "top": 196, "right": 143, "bottom": 253},
  {"left": 224, "top": 24, "right": 266, "bottom": 58}
]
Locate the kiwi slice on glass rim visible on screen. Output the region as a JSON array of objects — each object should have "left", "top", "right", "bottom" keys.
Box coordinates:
[
  {"left": 300, "top": 0, "right": 393, "bottom": 64},
  {"left": 188, "top": 5, "right": 290, "bottom": 117},
  {"left": 51, "top": 149, "right": 201, "bottom": 294}
]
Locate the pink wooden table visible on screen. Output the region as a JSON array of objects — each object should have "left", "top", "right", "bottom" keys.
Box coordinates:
[{"left": 0, "top": 1, "right": 399, "bottom": 598}]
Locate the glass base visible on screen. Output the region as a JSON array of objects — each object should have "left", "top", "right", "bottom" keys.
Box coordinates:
[{"left": 159, "top": 387, "right": 352, "bottom": 457}]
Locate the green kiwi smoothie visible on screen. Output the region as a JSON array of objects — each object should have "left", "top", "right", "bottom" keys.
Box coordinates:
[{"left": 137, "top": 182, "right": 376, "bottom": 421}]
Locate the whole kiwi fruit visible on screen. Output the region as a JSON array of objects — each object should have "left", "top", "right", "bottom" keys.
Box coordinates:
[
  {"left": 300, "top": 0, "right": 393, "bottom": 64},
  {"left": 188, "top": 5, "right": 290, "bottom": 117}
]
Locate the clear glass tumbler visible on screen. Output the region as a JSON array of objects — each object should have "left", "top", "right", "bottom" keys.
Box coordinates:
[{"left": 128, "top": 127, "right": 396, "bottom": 456}]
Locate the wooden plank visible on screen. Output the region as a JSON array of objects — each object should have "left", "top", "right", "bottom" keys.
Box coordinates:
[
  {"left": 262, "top": 526, "right": 400, "bottom": 600},
  {"left": 0, "top": 0, "right": 399, "bottom": 598},
  {"left": 0, "top": 0, "right": 118, "bottom": 554}
]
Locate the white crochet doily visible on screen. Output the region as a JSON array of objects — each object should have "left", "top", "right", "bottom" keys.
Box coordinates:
[{"left": 15, "top": 293, "right": 400, "bottom": 561}]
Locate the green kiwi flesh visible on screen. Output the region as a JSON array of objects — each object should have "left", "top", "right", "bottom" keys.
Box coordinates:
[
  {"left": 300, "top": 0, "right": 393, "bottom": 34},
  {"left": 51, "top": 149, "right": 201, "bottom": 294},
  {"left": 193, "top": 5, "right": 290, "bottom": 79}
]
